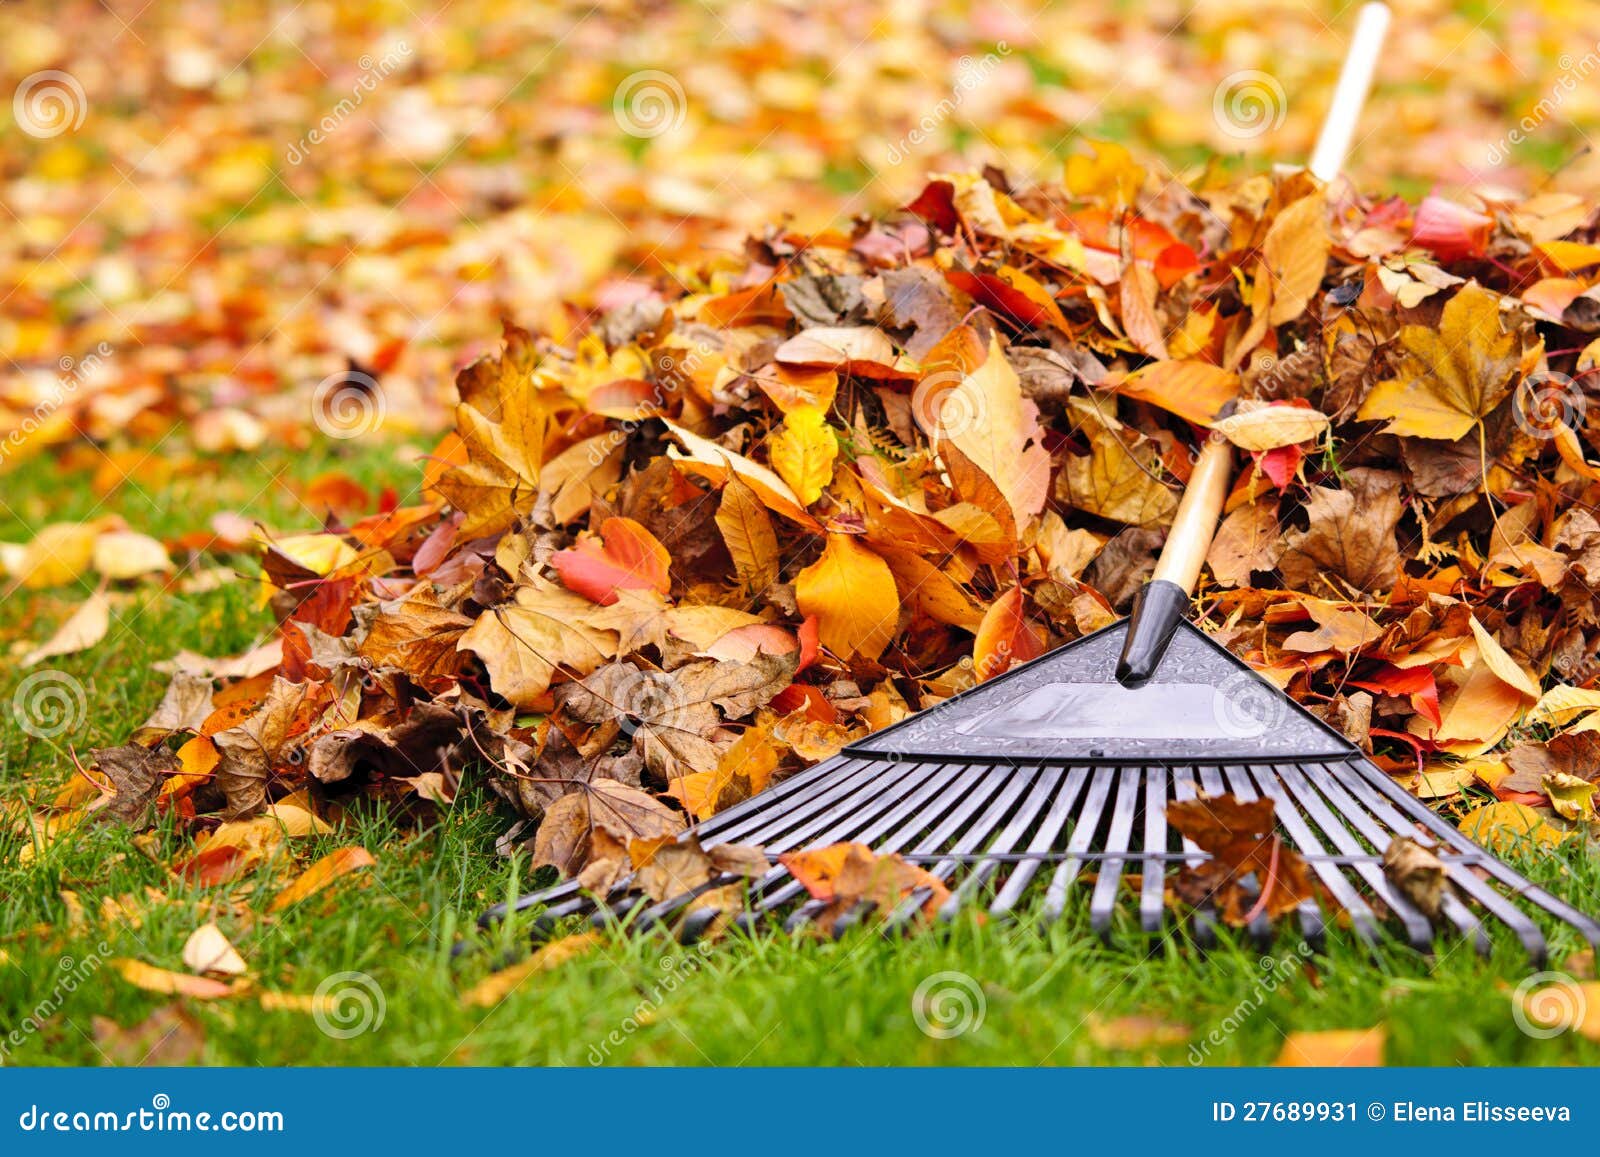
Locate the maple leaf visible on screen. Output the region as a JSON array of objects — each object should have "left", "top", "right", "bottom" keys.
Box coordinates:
[
  {"left": 531, "top": 779, "right": 684, "bottom": 878},
  {"left": 1357, "top": 283, "right": 1532, "bottom": 441},
  {"left": 1205, "top": 499, "right": 1283, "bottom": 588},
  {"left": 1058, "top": 397, "right": 1178, "bottom": 527},
  {"left": 777, "top": 842, "right": 951, "bottom": 934},
  {"left": 558, "top": 653, "right": 795, "bottom": 781}
]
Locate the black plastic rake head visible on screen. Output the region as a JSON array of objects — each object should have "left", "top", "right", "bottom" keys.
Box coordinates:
[{"left": 479, "top": 615, "right": 1600, "bottom": 966}]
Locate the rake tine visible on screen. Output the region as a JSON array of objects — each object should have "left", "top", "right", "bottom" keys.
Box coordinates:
[
  {"left": 1043, "top": 766, "right": 1115, "bottom": 924},
  {"left": 707, "top": 758, "right": 917, "bottom": 847},
  {"left": 693, "top": 753, "right": 864, "bottom": 839},
  {"left": 748, "top": 760, "right": 983, "bottom": 915},
  {"left": 1088, "top": 767, "right": 1143, "bottom": 942},
  {"left": 1139, "top": 766, "right": 1170, "bottom": 937},
  {"left": 1198, "top": 766, "right": 1272, "bottom": 949},
  {"left": 1276, "top": 764, "right": 1434, "bottom": 951},
  {"left": 1325, "top": 764, "right": 1504, "bottom": 959},
  {"left": 879, "top": 765, "right": 1034, "bottom": 934},
  {"left": 751, "top": 759, "right": 1016, "bottom": 932},
  {"left": 1169, "top": 767, "right": 1219, "bottom": 949},
  {"left": 1354, "top": 760, "right": 1600, "bottom": 955},
  {"left": 989, "top": 767, "right": 1091, "bottom": 916},
  {"left": 1246, "top": 765, "right": 1376, "bottom": 949},
  {"left": 1220, "top": 764, "right": 1324, "bottom": 949},
  {"left": 882, "top": 764, "right": 1042, "bottom": 930},
  {"left": 938, "top": 765, "right": 1063, "bottom": 921},
  {"left": 1307, "top": 765, "right": 1496, "bottom": 954}
]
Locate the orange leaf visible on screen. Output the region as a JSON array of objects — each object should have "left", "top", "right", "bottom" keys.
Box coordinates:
[
  {"left": 550, "top": 517, "right": 671, "bottom": 606},
  {"left": 794, "top": 534, "right": 899, "bottom": 661},
  {"left": 1114, "top": 360, "right": 1240, "bottom": 427},
  {"left": 1273, "top": 1027, "right": 1386, "bottom": 1067},
  {"left": 269, "top": 847, "right": 376, "bottom": 912},
  {"left": 973, "top": 587, "right": 1045, "bottom": 681},
  {"left": 111, "top": 959, "right": 235, "bottom": 1000}
]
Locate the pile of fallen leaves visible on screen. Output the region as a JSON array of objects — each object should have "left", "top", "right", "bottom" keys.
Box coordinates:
[
  {"left": 8, "top": 0, "right": 1600, "bottom": 459},
  {"left": 20, "top": 141, "right": 1600, "bottom": 931}
]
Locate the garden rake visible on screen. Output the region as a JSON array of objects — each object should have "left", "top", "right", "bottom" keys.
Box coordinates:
[{"left": 480, "top": 4, "right": 1600, "bottom": 964}]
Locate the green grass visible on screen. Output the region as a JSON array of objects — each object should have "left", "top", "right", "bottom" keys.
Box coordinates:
[{"left": 3, "top": 441, "right": 1599, "bottom": 1067}]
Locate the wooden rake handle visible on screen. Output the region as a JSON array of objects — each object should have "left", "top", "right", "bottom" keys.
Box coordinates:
[
  {"left": 1115, "top": 438, "right": 1232, "bottom": 686},
  {"left": 1115, "top": 4, "right": 1390, "bottom": 686}
]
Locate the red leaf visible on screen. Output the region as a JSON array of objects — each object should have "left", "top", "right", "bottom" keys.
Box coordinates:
[
  {"left": 1411, "top": 196, "right": 1491, "bottom": 263},
  {"left": 1349, "top": 663, "right": 1442, "bottom": 729},
  {"left": 550, "top": 516, "right": 671, "bottom": 605}
]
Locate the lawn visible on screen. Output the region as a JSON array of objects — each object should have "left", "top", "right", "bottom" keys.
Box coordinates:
[{"left": 3, "top": 441, "right": 1598, "bottom": 1067}]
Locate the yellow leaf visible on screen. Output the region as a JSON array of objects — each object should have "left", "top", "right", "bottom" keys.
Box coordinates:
[
  {"left": 1356, "top": 283, "right": 1529, "bottom": 441},
  {"left": 269, "top": 847, "right": 376, "bottom": 912},
  {"left": 1467, "top": 615, "right": 1539, "bottom": 700},
  {"left": 1543, "top": 773, "right": 1597, "bottom": 823},
  {"left": 1459, "top": 801, "right": 1569, "bottom": 853},
  {"left": 941, "top": 335, "right": 1052, "bottom": 533},
  {"left": 1059, "top": 398, "right": 1178, "bottom": 527},
  {"left": 795, "top": 534, "right": 899, "bottom": 661},
  {"left": 22, "top": 591, "right": 109, "bottom": 667},
  {"left": 1211, "top": 401, "right": 1330, "bottom": 451},
  {"left": 1527, "top": 684, "right": 1600, "bottom": 729},
  {"left": 12, "top": 521, "right": 108, "bottom": 589},
  {"left": 715, "top": 477, "right": 780, "bottom": 592},
  {"left": 664, "top": 420, "right": 819, "bottom": 528},
  {"left": 1064, "top": 140, "right": 1145, "bottom": 205},
  {"left": 181, "top": 923, "right": 247, "bottom": 976},
  {"left": 1260, "top": 191, "right": 1330, "bottom": 325},
  {"left": 92, "top": 531, "right": 172, "bottom": 580},
  {"left": 768, "top": 407, "right": 837, "bottom": 507},
  {"left": 459, "top": 932, "right": 604, "bottom": 1008}
]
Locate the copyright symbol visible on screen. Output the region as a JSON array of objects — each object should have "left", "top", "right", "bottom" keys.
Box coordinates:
[{"left": 1367, "top": 1102, "right": 1385, "bottom": 1121}]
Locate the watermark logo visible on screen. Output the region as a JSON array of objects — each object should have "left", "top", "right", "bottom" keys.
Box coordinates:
[
  {"left": 613, "top": 71, "right": 686, "bottom": 139},
  {"left": 1212, "top": 70, "right": 1287, "bottom": 140},
  {"left": 1189, "top": 943, "right": 1311, "bottom": 1063},
  {"left": 311, "top": 370, "right": 386, "bottom": 440},
  {"left": 1512, "top": 370, "right": 1586, "bottom": 440},
  {"left": 12, "top": 670, "right": 88, "bottom": 740},
  {"left": 911, "top": 369, "right": 985, "bottom": 441},
  {"left": 311, "top": 971, "right": 386, "bottom": 1038},
  {"left": 1511, "top": 971, "right": 1586, "bottom": 1039},
  {"left": 1211, "top": 670, "right": 1289, "bottom": 739},
  {"left": 13, "top": 71, "right": 87, "bottom": 138},
  {"left": 587, "top": 944, "right": 715, "bottom": 1064},
  {"left": 911, "top": 970, "right": 986, "bottom": 1039}
]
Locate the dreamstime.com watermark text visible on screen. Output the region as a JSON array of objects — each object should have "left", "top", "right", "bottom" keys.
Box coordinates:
[
  {"left": 17, "top": 1095, "right": 284, "bottom": 1134},
  {"left": 286, "top": 42, "right": 412, "bottom": 164}
]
